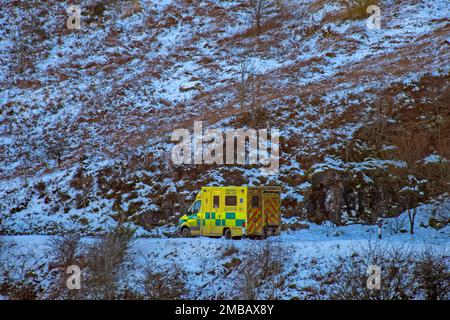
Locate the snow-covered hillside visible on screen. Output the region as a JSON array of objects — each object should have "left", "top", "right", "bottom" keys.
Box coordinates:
[{"left": 0, "top": 0, "right": 449, "bottom": 236}]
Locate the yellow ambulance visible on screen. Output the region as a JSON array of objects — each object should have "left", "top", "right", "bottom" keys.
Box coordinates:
[{"left": 178, "top": 186, "right": 281, "bottom": 239}]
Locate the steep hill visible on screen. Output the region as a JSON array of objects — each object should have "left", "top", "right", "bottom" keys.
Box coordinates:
[{"left": 0, "top": 0, "right": 449, "bottom": 235}]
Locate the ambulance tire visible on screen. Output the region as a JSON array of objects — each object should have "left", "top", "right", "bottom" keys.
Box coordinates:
[
  {"left": 224, "top": 228, "right": 232, "bottom": 240},
  {"left": 181, "top": 227, "right": 191, "bottom": 238},
  {"left": 261, "top": 227, "right": 267, "bottom": 239}
]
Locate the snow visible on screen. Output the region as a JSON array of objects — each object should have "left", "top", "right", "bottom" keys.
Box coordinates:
[
  {"left": 423, "top": 154, "right": 448, "bottom": 164},
  {"left": 1, "top": 200, "right": 448, "bottom": 299}
]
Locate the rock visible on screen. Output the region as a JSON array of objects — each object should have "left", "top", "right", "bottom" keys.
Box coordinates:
[
  {"left": 311, "top": 170, "right": 339, "bottom": 187},
  {"left": 429, "top": 217, "right": 448, "bottom": 230},
  {"left": 305, "top": 167, "right": 406, "bottom": 225},
  {"left": 179, "top": 81, "right": 203, "bottom": 92},
  {"left": 307, "top": 170, "right": 346, "bottom": 224}
]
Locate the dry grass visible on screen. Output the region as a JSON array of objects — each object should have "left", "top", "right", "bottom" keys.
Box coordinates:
[{"left": 339, "top": 0, "right": 380, "bottom": 20}]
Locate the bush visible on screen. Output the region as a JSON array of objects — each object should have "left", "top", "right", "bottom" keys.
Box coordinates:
[
  {"left": 236, "top": 254, "right": 259, "bottom": 300},
  {"left": 143, "top": 262, "right": 187, "bottom": 300},
  {"left": 385, "top": 216, "right": 407, "bottom": 235},
  {"left": 46, "top": 233, "right": 83, "bottom": 299},
  {"left": 414, "top": 247, "right": 449, "bottom": 300},
  {"left": 83, "top": 225, "right": 135, "bottom": 299},
  {"left": 48, "top": 233, "right": 82, "bottom": 268},
  {"left": 325, "top": 242, "right": 416, "bottom": 299},
  {"left": 321, "top": 241, "right": 450, "bottom": 300},
  {"left": 0, "top": 241, "right": 42, "bottom": 300},
  {"left": 234, "top": 240, "right": 292, "bottom": 299}
]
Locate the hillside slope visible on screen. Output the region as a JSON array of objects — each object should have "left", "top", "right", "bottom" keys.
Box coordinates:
[{"left": 0, "top": 0, "right": 449, "bottom": 235}]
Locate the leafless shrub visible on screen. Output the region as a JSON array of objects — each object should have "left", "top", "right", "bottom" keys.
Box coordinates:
[
  {"left": 48, "top": 233, "right": 81, "bottom": 268},
  {"left": 9, "top": 3, "right": 47, "bottom": 77},
  {"left": 237, "top": 254, "right": 259, "bottom": 300},
  {"left": 0, "top": 241, "right": 42, "bottom": 300},
  {"left": 46, "top": 233, "right": 84, "bottom": 299},
  {"left": 142, "top": 261, "right": 187, "bottom": 300},
  {"left": 385, "top": 216, "right": 407, "bottom": 235},
  {"left": 323, "top": 243, "right": 449, "bottom": 300},
  {"left": 83, "top": 225, "right": 135, "bottom": 299},
  {"left": 235, "top": 240, "right": 292, "bottom": 299},
  {"left": 319, "top": 242, "right": 450, "bottom": 300},
  {"left": 0, "top": 237, "right": 12, "bottom": 294},
  {"left": 414, "top": 246, "right": 449, "bottom": 300},
  {"left": 435, "top": 137, "right": 450, "bottom": 191},
  {"left": 325, "top": 241, "right": 416, "bottom": 300}
]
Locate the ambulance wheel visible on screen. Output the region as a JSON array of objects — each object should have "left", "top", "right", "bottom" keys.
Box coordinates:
[
  {"left": 224, "top": 229, "right": 232, "bottom": 240},
  {"left": 181, "top": 227, "right": 191, "bottom": 238},
  {"left": 261, "top": 227, "right": 267, "bottom": 239}
]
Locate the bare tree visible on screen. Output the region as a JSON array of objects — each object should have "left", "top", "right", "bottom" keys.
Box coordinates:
[
  {"left": 385, "top": 215, "right": 407, "bottom": 235},
  {"left": 395, "top": 131, "right": 430, "bottom": 234},
  {"left": 238, "top": 59, "right": 255, "bottom": 110},
  {"left": 45, "top": 123, "right": 69, "bottom": 168},
  {"left": 236, "top": 59, "right": 265, "bottom": 126},
  {"left": 435, "top": 136, "right": 450, "bottom": 194},
  {"left": 9, "top": 2, "right": 47, "bottom": 78},
  {"left": 371, "top": 97, "right": 393, "bottom": 147},
  {"left": 245, "top": 0, "right": 277, "bottom": 36},
  {"left": 399, "top": 188, "right": 418, "bottom": 235},
  {"left": 4, "top": 105, "right": 15, "bottom": 135}
]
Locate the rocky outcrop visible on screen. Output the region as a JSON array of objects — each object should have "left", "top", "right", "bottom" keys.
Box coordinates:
[
  {"left": 306, "top": 168, "right": 407, "bottom": 225},
  {"left": 307, "top": 170, "right": 346, "bottom": 224}
]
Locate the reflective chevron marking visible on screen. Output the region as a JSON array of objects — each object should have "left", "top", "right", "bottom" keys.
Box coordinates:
[{"left": 264, "top": 197, "right": 280, "bottom": 226}]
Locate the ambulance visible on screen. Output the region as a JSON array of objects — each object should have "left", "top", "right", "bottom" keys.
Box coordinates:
[{"left": 178, "top": 186, "right": 281, "bottom": 239}]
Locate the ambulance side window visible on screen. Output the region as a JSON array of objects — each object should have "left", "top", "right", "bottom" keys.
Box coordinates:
[
  {"left": 225, "top": 196, "right": 237, "bottom": 206},
  {"left": 192, "top": 200, "right": 201, "bottom": 214},
  {"left": 213, "top": 196, "right": 220, "bottom": 209},
  {"left": 252, "top": 196, "right": 259, "bottom": 208}
]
